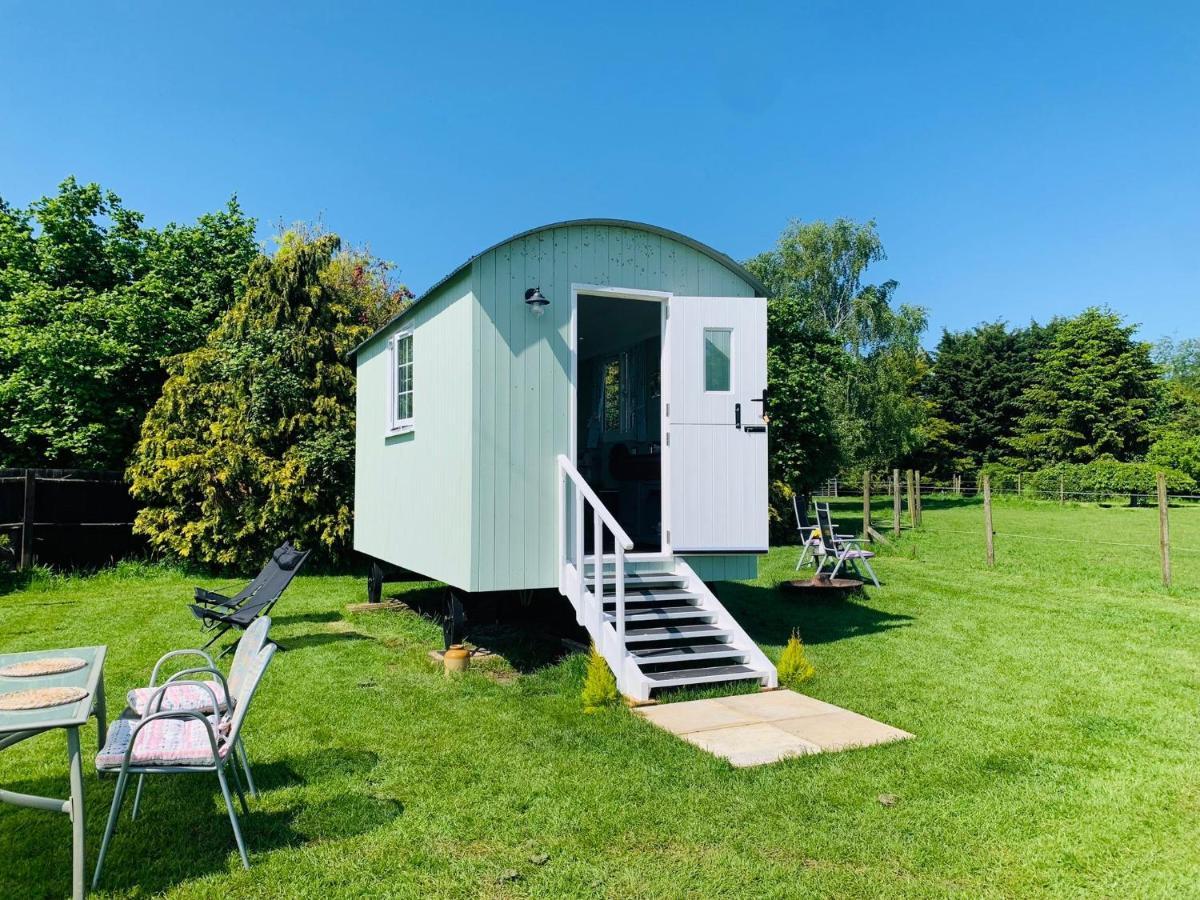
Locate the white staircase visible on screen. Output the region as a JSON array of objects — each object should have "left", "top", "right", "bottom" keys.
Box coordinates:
[{"left": 557, "top": 455, "right": 777, "bottom": 702}]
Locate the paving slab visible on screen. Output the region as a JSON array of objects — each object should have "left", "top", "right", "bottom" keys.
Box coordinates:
[
  {"left": 633, "top": 689, "right": 913, "bottom": 767},
  {"left": 772, "top": 711, "right": 912, "bottom": 752},
  {"left": 635, "top": 697, "right": 760, "bottom": 734},
  {"left": 682, "top": 722, "right": 821, "bottom": 767},
  {"left": 714, "top": 690, "right": 844, "bottom": 721}
]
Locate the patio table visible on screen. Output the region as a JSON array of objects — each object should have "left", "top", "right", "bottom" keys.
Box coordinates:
[{"left": 0, "top": 646, "right": 107, "bottom": 900}]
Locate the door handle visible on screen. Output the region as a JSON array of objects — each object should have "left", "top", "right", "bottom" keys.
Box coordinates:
[{"left": 734, "top": 402, "right": 741, "bottom": 429}]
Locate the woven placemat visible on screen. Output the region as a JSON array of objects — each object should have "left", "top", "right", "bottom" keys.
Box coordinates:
[
  {"left": 0, "top": 656, "right": 88, "bottom": 678},
  {"left": 0, "top": 686, "right": 89, "bottom": 710}
]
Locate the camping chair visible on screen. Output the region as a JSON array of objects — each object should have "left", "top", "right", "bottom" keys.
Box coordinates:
[
  {"left": 193, "top": 541, "right": 304, "bottom": 611},
  {"left": 793, "top": 494, "right": 824, "bottom": 570},
  {"left": 92, "top": 642, "right": 277, "bottom": 887},
  {"left": 189, "top": 545, "right": 309, "bottom": 656},
  {"left": 815, "top": 505, "right": 880, "bottom": 587},
  {"left": 123, "top": 616, "right": 274, "bottom": 798},
  {"left": 795, "top": 496, "right": 855, "bottom": 569}
]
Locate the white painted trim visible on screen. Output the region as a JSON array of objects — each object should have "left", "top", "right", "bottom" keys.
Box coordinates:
[
  {"left": 385, "top": 329, "right": 415, "bottom": 436},
  {"left": 569, "top": 283, "right": 672, "bottom": 555}
]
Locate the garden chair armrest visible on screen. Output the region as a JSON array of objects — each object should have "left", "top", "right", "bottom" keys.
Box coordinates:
[
  {"left": 145, "top": 680, "right": 224, "bottom": 717},
  {"left": 149, "top": 649, "right": 217, "bottom": 686},
  {"left": 194, "top": 587, "right": 233, "bottom": 607},
  {"left": 166, "top": 667, "right": 233, "bottom": 711}
]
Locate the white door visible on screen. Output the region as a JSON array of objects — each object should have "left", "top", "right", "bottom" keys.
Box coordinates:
[{"left": 665, "top": 295, "right": 768, "bottom": 553}]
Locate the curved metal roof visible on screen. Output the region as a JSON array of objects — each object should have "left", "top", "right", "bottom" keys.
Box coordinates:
[{"left": 350, "top": 218, "right": 765, "bottom": 358}]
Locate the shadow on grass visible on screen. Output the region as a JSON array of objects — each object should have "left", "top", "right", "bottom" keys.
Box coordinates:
[
  {"left": 0, "top": 568, "right": 35, "bottom": 597},
  {"left": 0, "top": 749, "right": 400, "bottom": 896},
  {"left": 278, "top": 630, "right": 373, "bottom": 652},
  {"left": 717, "top": 582, "right": 913, "bottom": 648},
  {"left": 270, "top": 610, "right": 343, "bottom": 626},
  {"left": 383, "top": 586, "right": 578, "bottom": 675}
]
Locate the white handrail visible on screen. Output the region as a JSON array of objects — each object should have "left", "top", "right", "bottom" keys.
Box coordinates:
[
  {"left": 557, "top": 454, "right": 632, "bottom": 689},
  {"left": 556, "top": 455, "right": 634, "bottom": 550}
]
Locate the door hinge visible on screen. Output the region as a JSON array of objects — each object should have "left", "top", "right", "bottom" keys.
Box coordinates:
[
  {"left": 665, "top": 432, "right": 670, "bottom": 446},
  {"left": 666, "top": 529, "right": 671, "bottom": 543},
  {"left": 665, "top": 403, "right": 670, "bottom": 417},
  {"left": 664, "top": 304, "right": 670, "bottom": 319}
]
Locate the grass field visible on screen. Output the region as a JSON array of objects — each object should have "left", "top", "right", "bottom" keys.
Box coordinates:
[{"left": 1, "top": 497, "right": 1198, "bottom": 898}]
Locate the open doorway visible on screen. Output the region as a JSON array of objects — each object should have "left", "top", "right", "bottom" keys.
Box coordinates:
[{"left": 575, "top": 292, "right": 664, "bottom": 552}]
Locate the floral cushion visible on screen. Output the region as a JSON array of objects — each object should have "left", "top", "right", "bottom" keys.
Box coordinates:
[
  {"left": 126, "top": 681, "right": 229, "bottom": 716},
  {"left": 96, "top": 715, "right": 230, "bottom": 769}
]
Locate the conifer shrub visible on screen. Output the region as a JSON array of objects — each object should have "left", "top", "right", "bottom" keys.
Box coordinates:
[
  {"left": 581, "top": 644, "right": 619, "bottom": 711},
  {"left": 777, "top": 630, "right": 815, "bottom": 686},
  {"left": 128, "top": 228, "right": 410, "bottom": 568}
]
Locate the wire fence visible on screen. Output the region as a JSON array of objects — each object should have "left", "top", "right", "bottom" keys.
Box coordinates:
[
  {"left": 816, "top": 476, "right": 1200, "bottom": 505},
  {"left": 809, "top": 468, "right": 1197, "bottom": 586}
]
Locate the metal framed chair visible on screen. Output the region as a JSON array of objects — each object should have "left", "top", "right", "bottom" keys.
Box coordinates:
[
  {"left": 793, "top": 494, "right": 824, "bottom": 570},
  {"left": 815, "top": 504, "right": 880, "bottom": 587},
  {"left": 192, "top": 541, "right": 305, "bottom": 611},
  {"left": 91, "top": 643, "right": 276, "bottom": 887},
  {"left": 123, "top": 616, "right": 273, "bottom": 798},
  {"left": 189, "top": 545, "right": 308, "bottom": 656}
]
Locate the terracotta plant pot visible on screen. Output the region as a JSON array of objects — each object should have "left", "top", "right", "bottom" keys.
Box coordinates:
[{"left": 443, "top": 644, "right": 470, "bottom": 674}]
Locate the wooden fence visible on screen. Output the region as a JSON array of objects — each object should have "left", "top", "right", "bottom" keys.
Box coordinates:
[{"left": 0, "top": 469, "right": 142, "bottom": 570}]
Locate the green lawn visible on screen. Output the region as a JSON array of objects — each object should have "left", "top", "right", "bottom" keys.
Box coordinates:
[{"left": 2, "top": 498, "right": 1198, "bottom": 898}]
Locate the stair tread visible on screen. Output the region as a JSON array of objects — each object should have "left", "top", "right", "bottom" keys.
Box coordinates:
[
  {"left": 643, "top": 664, "right": 768, "bottom": 684},
  {"left": 598, "top": 589, "right": 699, "bottom": 603},
  {"left": 607, "top": 607, "right": 712, "bottom": 623},
  {"left": 630, "top": 643, "right": 745, "bottom": 662},
  {"left": 603, "top": 592, "right": 700, "bottom": 608},
  {"left": 623, "top": 624, "right": 729, "bottom": 642},
  {"left": 591, "top": 580, "right": 687, "bottom": 594}
]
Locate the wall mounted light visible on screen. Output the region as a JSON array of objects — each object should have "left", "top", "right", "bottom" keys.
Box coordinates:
[{"left": 524, "top": 287, "right": 549, "bottom": 317}]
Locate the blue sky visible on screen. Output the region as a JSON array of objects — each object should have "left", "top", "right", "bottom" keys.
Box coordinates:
[{"left": 2, "top": 2, "right": 1197, "bottom": 346}]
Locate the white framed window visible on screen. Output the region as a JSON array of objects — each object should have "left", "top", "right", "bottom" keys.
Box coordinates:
[
  {"left": 703, "top": 328, "right": 732, "bottom": 392},
  {"left": 387, "top": 330, "right": 414, "bottom": 434}
]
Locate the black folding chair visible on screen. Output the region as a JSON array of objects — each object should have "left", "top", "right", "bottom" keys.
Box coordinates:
[
  {"left": 193, "top": 541, "right": 301, "bottom": 611},
  {"left": 189, "top": 543, "right": 310, "bottom": 656}
]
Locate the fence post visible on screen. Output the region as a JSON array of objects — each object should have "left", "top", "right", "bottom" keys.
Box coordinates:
[
  {"left": 983, "top": 473, "right": 995, "bottom": 567},
  {"left": 833, "top": 477, "right": 839, "bottom": 498},
  {"left": 915, "top": 470, "right": 923, "bottom": 526},
  {"left": 906, "top": 469, "right": 916, "bottom": 529},
  {"left": 1059, "top": 474, "right": 1064, "bottom": 505},
  {"left": 20, "top": 469, "right": 36, "bottom": 571},
  {"left": 892, "top": 468, "right": 901, "bottom": 537},
  {"left": 1157, "top": 472, "right": 1171, "bottom": 588},
  {"left": 862, "top": 470, "right": 871, "bottom": 539},
  {"left": 1017, "top": 472, "right": 1022, "bottom": 496}
]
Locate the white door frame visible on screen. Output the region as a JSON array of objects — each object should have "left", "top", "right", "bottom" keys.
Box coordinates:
[{"left": 569, "top": 283, "right": 672, "bottom": 558}]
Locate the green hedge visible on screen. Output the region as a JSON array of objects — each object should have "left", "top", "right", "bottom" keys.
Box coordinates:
[{"left": 1024, "top": 461, "right": 1196, "bottom": 499}]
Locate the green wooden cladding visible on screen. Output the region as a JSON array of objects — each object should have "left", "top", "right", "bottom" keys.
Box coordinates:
[{"left": 354, "top": 222, "right": 759, "bottom": 592}]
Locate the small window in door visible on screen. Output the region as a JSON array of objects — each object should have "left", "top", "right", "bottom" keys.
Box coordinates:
[
  {"left": 602, "top": 355, "right": 623, "bottom": 432},
  {"left": 703, "top": 328, "right": 732, "bottom": 392}
]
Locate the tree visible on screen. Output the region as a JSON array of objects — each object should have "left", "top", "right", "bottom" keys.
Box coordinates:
[
  {"left": 747, "top": 219, "right": 928, "bottom": 485},
  {"left": 920, "top": 321, "right": 1055, "bottom": 472},
  {"left": 128, "top": 229, "right": 410, "bottom": 568},
  {"left": 1007, "top": 308, "right": 1160, "bottom": 467},
  {"left": 0, "top": 178, "right": 258, "bottom": 469},
  {"left": 1148, "top": 335, "right": 1200, "bottom": 480}
]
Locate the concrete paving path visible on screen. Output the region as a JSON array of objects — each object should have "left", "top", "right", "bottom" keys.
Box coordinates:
[{"left": 634, "top": 689, "right": 912, "bottom": 767}]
